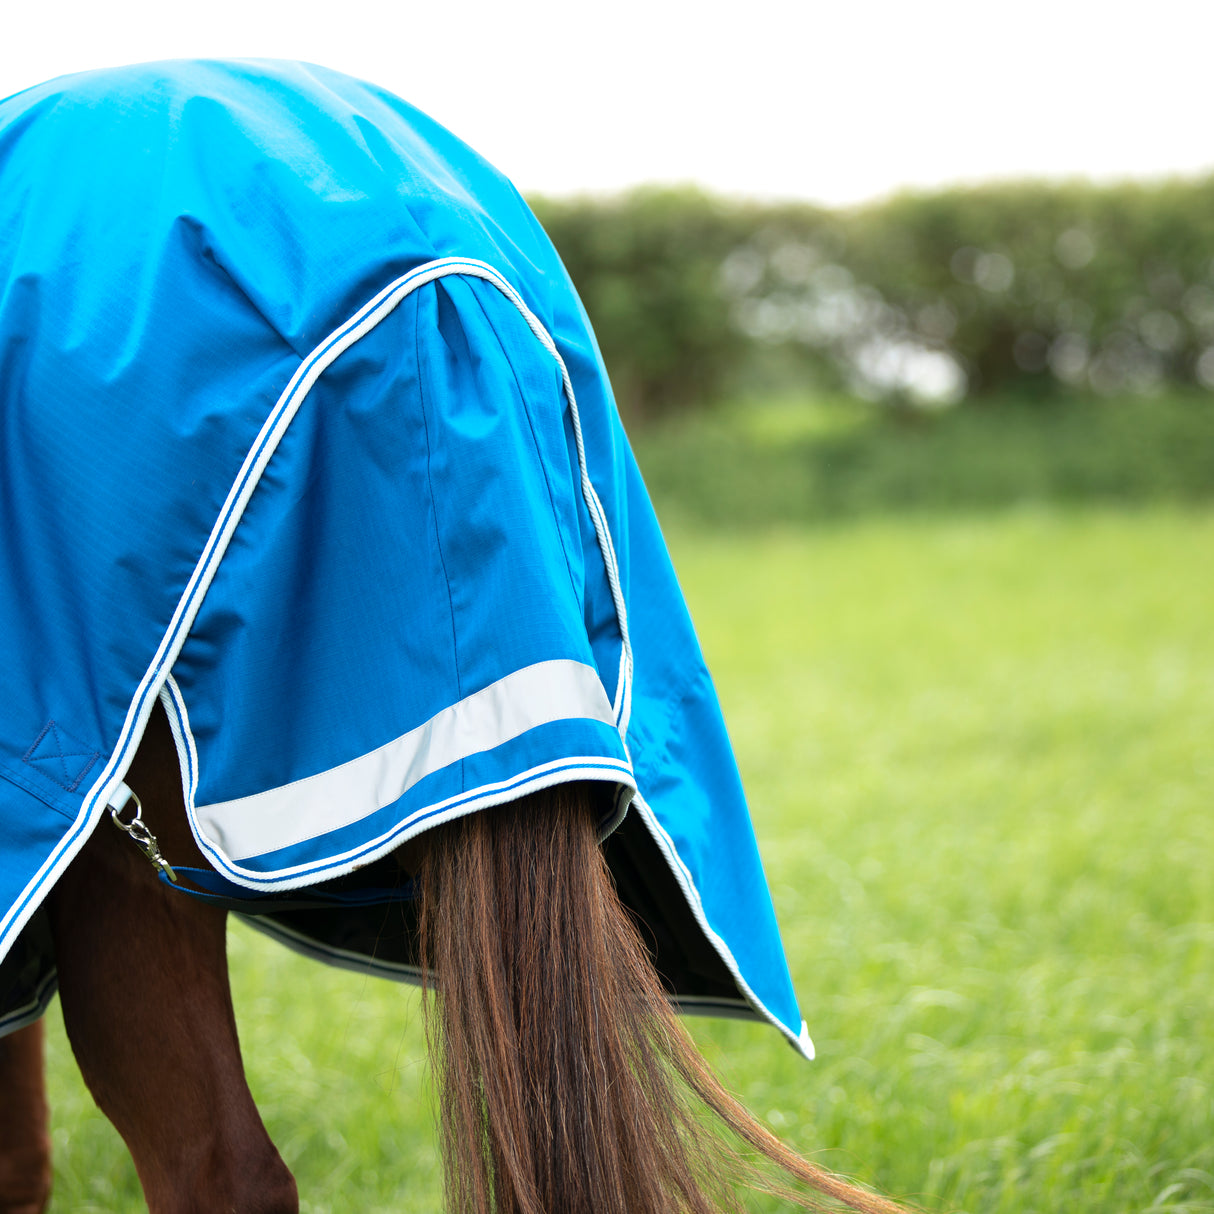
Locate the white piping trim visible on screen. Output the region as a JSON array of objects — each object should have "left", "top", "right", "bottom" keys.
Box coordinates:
[
  {"left": 611, "top": 645, "right": 626, "bottom": 721},
  {"left": 630, "top": 793, "right": 815, "bottom": 1061},
  {"left": 615, "top": 642, "right": 633, "bottom": 739},
  {"left": 160, "top": 675, "right": 200, "bottom": 824},
  {"left": 194, "top": 659, "right": 615, "bottom": 862}
]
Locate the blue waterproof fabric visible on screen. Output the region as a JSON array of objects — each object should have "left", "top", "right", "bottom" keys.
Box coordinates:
[{"left": 0, "top": 60, "right": 810, "bottom": 1055}]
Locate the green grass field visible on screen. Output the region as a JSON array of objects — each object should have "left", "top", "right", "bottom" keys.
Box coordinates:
[{"left": 40, "top": 397, "right": 1214, "bottom": 1212}]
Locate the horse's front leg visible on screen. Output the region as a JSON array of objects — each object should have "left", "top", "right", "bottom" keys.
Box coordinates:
[
  {"left": 44, "top": 716, "right": 298, "bottom": 1214},
  {"left": 0, "top": 1021, "right": 52, "bottom": 1214}
]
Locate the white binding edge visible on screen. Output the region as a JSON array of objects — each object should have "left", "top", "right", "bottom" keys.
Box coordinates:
[
  {"left": 163, "top": 663, "right": 634, "bottom": 889},
  {"left": 630, "top": 793, "right": 815, "bottom": 1061}
]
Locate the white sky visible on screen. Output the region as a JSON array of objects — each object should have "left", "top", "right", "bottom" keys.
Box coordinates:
[{"left": 3, "top": 0, "right": 1212, "bottom": 207}]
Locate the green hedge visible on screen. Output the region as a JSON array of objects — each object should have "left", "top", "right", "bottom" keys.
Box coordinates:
[{"left": 530, "top": 179, "right": 1214, "bottom": 423}]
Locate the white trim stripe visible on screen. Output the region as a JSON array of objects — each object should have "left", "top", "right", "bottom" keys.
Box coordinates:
[
  {"left": 196, "top": 755, "right": 633, "bottom": 889},
  {"left": 195, "top": 659, "right": 616, "bottom": 863},
  {"left": 163, "top": 671, "right": 633, "bottom": 890}
]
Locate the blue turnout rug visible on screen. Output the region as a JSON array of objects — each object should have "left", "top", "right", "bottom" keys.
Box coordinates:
[{"left": 0, "top": 60, "right": 812, "bottom": 1058}]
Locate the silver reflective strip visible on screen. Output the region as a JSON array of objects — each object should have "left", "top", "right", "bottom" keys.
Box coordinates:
[{"left": 195, "top": 659, "right": 615, "bottom": 861}]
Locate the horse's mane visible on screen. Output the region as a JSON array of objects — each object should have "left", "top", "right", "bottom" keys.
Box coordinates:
[{"left": 418, "top": 783, "right": 906, "bottom": 1214}]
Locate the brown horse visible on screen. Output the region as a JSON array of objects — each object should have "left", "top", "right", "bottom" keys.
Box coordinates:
[{"left": 0, "top": 703, "right": 906, "bottom": 1214}]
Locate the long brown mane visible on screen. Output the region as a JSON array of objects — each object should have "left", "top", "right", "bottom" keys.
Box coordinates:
[{"left": 418, "top": 782, "right": 906, "bottom": 1214}]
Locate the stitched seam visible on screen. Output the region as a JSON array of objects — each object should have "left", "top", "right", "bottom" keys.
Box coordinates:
[{"left": 22, "top": 721, "right": 100, "bottom": 792}]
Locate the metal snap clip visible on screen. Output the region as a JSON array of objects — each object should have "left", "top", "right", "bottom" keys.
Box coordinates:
[{"left": 108, "top": 782, "right": 178, "bottom": 884}]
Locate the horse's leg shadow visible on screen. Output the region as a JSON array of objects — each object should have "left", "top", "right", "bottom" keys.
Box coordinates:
[{"left": 44, "top": 707, "right": 298, "bottom": 1214}]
